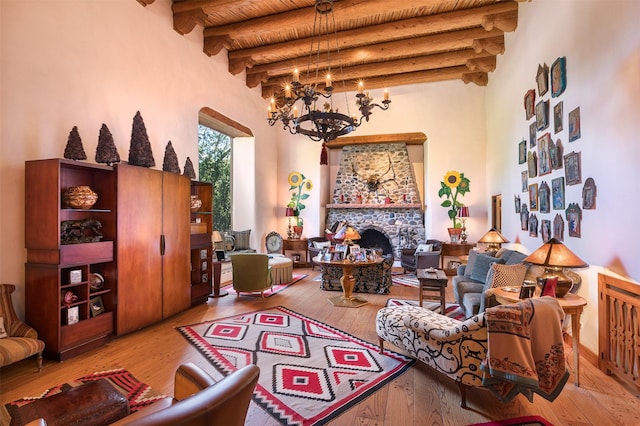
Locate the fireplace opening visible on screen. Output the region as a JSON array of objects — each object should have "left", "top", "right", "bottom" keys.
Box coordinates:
[{"left": 358, "top": 229, "right": 393, "bottom": 256}]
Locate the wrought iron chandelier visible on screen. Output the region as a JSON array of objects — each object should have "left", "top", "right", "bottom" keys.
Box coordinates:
[{"left": 267, "top": 0, "right": 391, "bottom": 163}]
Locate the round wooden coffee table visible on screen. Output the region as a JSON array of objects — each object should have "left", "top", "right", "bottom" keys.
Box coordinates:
[{"left": 316, "top": 257, "right": 383, "bottom": 308}]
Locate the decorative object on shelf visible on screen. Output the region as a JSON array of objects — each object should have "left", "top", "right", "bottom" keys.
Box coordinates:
[
  {"left": 90, "top": 296, "right": 105, "bottom": 317},
  {"left": 67, "top": 306, "right": 79, "bottom": 325},
  {"left": 63, "top": 126, "right": 87, "bottom": 161},
  {"left": 523, "top": 237, "right": 588, "bottom": 298},
  {"left": 568, "top": 106, "right": 581, "bottom": 141},
  {"left": 478, "top": 228, "right": 509, "bottom": 252},
  {"left": 63, "top": 185, "right": 98, "bottom": 209},
  {"left": 524, "top": 89, "right": 536, "bottom": 120},
  {"left": 535, "top": 99, "right": 549, "bottom": 131},
  {"left": 89, "top": 272, "right": 104, "bottom": 291},
  {"left": 553, "top": 214, "right": 565, "bottom": 241},
  {"left": 458, "top": 206, "right": 470, "bottom": 243},
  {"left": 438, "top": 170, "right": 471, "bottom": 235},
  {"left": 162, "top": 141, "right": 181, "bottom": 174},
  {"left": 536, "top": 62, "right": 549, "bottom": 96},
  {"left": 63, "top": 290, "right": 78, "bottom": 308},
  {"left": 183, "top": 157, "right": 196, "bottom": 179},
  {"left": 190, "top": 195, "right": 202, "bottom": 212},
  {"left": 60, "top": 218, "right": 103, "bottom": 244},
  {"left": 564, "top": 151, "right": 582, "bottom": 185},
  {"left": 286, "top": 171, "right": 312, "bottom": 238},
  {"left": 69, "top": 269, "right": 82, "bottom": 284},
  {"left": 582, "top": 177, "right": 597, "bottom": 209},
  {"left": 566, "top": 203, "right": 582, "bottom": 238},
  {"left": 266, "top": 0, "right": 390, "bottom": 164},
  {"left": 95, "top": 123, "right": 120, "bottom": 166},
  {"left": 551, "top": 56, "right": 567, "bottom": 98},
  {"left": 553, "top": 101, "right": 563, "bottom": 133},
  {"left": 128, "top": 111, "right": 155, "bottom": 167}
]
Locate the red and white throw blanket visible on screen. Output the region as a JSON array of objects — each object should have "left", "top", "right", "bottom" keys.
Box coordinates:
[{"left": 480, "top": 296, "right": 570, "bottom": 402}]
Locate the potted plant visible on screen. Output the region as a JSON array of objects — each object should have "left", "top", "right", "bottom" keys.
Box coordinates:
[
  {"left": 287, "top": 171, "right": 313, "bottom": 238},
  {"left": 438, "top": 170, "right": 471, "bottom": 242}
]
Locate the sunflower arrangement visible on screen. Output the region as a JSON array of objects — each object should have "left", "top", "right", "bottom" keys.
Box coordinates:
[
  {"left": 287, "top": 171, "right": 313, "bottom": 226},
  {"left": 438, "top": 170, "right": 471, "bottom": 228}
]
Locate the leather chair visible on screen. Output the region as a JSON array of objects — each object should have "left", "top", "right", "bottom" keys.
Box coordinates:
[
  {"left": 231, "top": 253, "right": 272, "bottom": 297},
  {"left": 400, "top": 240, "right": 442, "bottom": 273},
  {"left": 0, "top": 284, "right": 44, "bottom": 371},
  {"left": 26, "top": 364, "right": 260, "bottom": 426}
]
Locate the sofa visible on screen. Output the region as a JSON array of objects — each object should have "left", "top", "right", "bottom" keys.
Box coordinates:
[
  {"left": 453, "top": 248, "right": 533, "bottom": 318},
  {"left": 400, "top": 239, "right": 442, "bottom": 272},
  {"left": 223, "top": 229, "right": 256, "bottom": 255},
  {"left": 319, "top": 255, "right": 393, "bottom": 294}
]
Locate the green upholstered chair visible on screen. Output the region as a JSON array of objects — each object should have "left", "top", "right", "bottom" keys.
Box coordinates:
[
  {"left": 0, "top": 284, "right": 45, "bottom": 370},
  {"left": 231, "top": 253, "right": 273, "bottom": 298}
]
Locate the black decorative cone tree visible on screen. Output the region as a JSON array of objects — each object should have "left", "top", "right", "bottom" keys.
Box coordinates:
[
  {"left": 162, "top": 141, "right": 181, "bottom": 174},
  {"left": 183, "top": 157, "right": 196, "bottom": 180},
  {"left": 63, "top": 126, "right": 87, "bottom": 161},
  {"left": 128, "top": 111, "right": 155, "bottom": 167},
  {"left": 95, "top": 123, "right": 121, "bottom": 166}
]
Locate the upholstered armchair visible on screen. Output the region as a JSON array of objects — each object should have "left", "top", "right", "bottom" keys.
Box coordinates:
[
  {"left": 231, "top": 253, "right": 272, "bottom": 297},
  {"left": 400, "top": 239, "right": 442, "bottom": 273},
  {"left": 0, "top": 284, "right": 44, "bottom": 371}
]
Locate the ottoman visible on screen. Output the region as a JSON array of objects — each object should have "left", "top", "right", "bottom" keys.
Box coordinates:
[{"left": 268, "top": 256, "right": 293, "bottom": 285}]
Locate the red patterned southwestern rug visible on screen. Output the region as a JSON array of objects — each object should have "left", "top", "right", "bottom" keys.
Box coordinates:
[
  {"left": 385, "top": 298, "right": 467, "bottom": 321},
  {"left": 221, "top": 273, "right": 308, "bottom": 297},
  {"left": 177, "top": 306, "right": 415, "bottom": 426},
  {"left": 468, "top": 415, "right": 555, "bottom": 426},
  {"left": 2, "top": 368, "right": 167, "bottom": 424}
]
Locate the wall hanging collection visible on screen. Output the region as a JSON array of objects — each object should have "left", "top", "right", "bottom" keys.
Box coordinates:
[{"left": 517, "top": 56, "right": 595, "bottom": 242}]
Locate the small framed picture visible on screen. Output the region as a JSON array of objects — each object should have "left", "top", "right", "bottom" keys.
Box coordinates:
[
  {"left": 566, "top": 203, "right": 582, "bottom": 238},
  {"left": 551, "top": 57, "right": 567, "bottom": 98},
  {"left": 202, "top": 273, "right": 208, "bottom": 283},
  {"left": 215, "top": 250, "right": 225, "bottom": 261},
  {"left": 514, "top": 194, "right": 521, "bottom": 213},
  {"left": 292, "top": 253, "right": 301, "bottom": 262},
  {"left": 529, "top": 214, "right": 538, "bottom": 237},
  {"left": 539, "top": 181, "right": 550, "bottom": 213},
  {"left": 521, "top": 171, "right": 528, "bottom": 193},
  {"left": 90, "top": 296, "right": 105, "bottom": 317},
  {"left": 553, "top": 213, "right": 565, "bottom": 241},
  {"left": 537, "top": 133, "right": 551, "bottom": 176},
  {"left": 527, "top": 151, "right": 538, "bottom": 178},
  {"left": 529, "top": 122, "right": 537, "bottom": 148},
  {"left": 582, "top": 177, "right": 597, "bottom": 210},
  {"left": 201, "top": 261, "right": 207, "bottom": 271},
  {"left": 550, "top": 138, "right": 563, "bottom": 170},
  {"left": 520, "top": 204, "right": 529, "bottom": 231},
  {"left": 553, "top": 102, "right": 563, "bottom": 133},
  {"left": 552, "top": 177, "right": 565, "bottom": 210},
  {"left": 535, "top": 100, "right": 549, "bottom": 131},
  {"left": 200, "top": 249, "right": 208, "bottom": 259},
  {"left": 519, "top": 284, "right": 536, "bottom": 299},
  {"left": 524, "top": 89, "right": 536, "bottom": 120},
  {"left": 564, "top": 151, "right": 582, "bottom": 185},
  {"left": 331, "top": 251, "right": 344, "bottom": 261},
  {"left": 67, "top": 306, "right": 79, "bottom": 325},
  {"left": 541, "top": 219, "right": 552, "bottom": 243},
  {"left": 568, "top": 107, "right": 581, "bottom": 141},
  {"left": 69, "top": 269, "right": 82, "bottom": 284},
  {"left": 528, "top": 183, "right": 539, "bottom": 211},
  {"left": 518, "top": 140, "right": 526, "bottom": 164},
  {"left": 537, "top": 63, "right": 549, "bottom": 96}
]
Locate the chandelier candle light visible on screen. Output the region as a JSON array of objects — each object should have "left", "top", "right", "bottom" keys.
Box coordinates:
[{"left": 267, "top": 0, "right": 391, "bottom": 164}]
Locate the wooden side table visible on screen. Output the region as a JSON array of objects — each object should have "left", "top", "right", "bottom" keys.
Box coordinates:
[
  {"left": 493, "top": 288, "right": 587, "bottom": 387},
  {"left": 441, "top": 242, "right": 474, "bottom": 275},
  {"left": 416, "top": 268, "right": 448, "bottom": 313},
  {"left": 283, "top": 238, "right": 309, "bottom": 267},
  {"left": 209, "top": 260, "right": 227, "bottom": 298}
]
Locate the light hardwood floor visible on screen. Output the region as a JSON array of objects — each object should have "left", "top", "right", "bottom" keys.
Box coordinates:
[{"left": 1, "top": 268, "right": 639, "bottom": 425}]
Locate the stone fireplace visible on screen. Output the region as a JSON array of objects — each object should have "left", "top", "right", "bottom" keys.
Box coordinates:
[{"left": 326, "top": 142, "right": 425, "bottom": 259}]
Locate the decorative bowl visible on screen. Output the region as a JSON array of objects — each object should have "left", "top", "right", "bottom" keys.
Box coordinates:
[
  {"left": 64, "top": 185, "right": 98, "bottom": 209},
  {"left": 190, "top": 195, "right": 202, "bottom": 212},
  {"left": 89, "top": 273, "right": 105, "bottom": 291}
]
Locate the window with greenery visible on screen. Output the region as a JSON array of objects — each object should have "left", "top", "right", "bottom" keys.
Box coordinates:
[{"left": 198, "top": 125, "right": 231, "bottom": 231}]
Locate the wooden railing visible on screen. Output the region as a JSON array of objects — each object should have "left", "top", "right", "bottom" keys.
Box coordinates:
[{"left": 598, "top": 273, "right": 640, "bottom": 392}]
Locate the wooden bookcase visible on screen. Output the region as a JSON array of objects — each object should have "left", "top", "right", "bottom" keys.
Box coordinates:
[
  {"left": 25, "top": 159, "right": 116, "bottom": 360},
  {"left": 190, "top": 181, "right": 213, "bottom": 305}
]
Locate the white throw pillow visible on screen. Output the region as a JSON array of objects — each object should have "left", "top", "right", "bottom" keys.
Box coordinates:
[
  {"left": 0, "top": 317, "right": 7, "bottom": 339},
  {"left": 313, "top": 241, "right": 331, "bottom": 249},
  {"left": 415, "top": 243, "right": 433, "bottom": 252}
]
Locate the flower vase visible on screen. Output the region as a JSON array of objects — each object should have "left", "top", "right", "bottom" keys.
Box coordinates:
[{"left": 447, "top": 227, "right": 463, "bottom": 243}]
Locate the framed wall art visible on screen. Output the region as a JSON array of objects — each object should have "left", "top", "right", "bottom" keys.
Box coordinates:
[
  {"left": 553, "top": 214, "right": 564, "bottom": 241},
  {"left": 520, "top": 204, "right": 529, "bottom": 231},
  {"left": 552, "top": 177, "right": 565, "bottom": 210},
  {"left": 551, "top": 56, "right": 567, "bottom": 97},
  {"left": 564, "top": 151, "right": 582, "bottom": 185},
  {"left": 537, "top": 133, "right": 551, "bottom": 176},
  {"left": 514, "top": 194, "right": 521, "bottom": 213},
  {"left": 539, "top": 181, "right": 550, "bottom": 213},
  {"left": 569, "top": 107, "right": 581, "bottom": 141},
  {"left": 529, "top": 122, "right": 537, "bottom": 148},
  {"left": 529, "top": 214, "right": 538, "bottom": 237},
  {"left": 518, "top": 140, "right": 526, "bottom": 164},
  {"left": 553, "top": 101, "right": 563, "bottom": 133},
  {"left": 566, "top": 203, "right": 582, "bottom": 238},
  {"left": 541, "top": 219, "right": 552, "bottom": 243},
  {"left": 535, "top": 100, "right": 549, "bottom": 131},
  {"left": 582, "top": 177, "right": 597, "bottom": 209},
  {"left": 521, "top": 170, "right": 528, "bottom": 192},
  {"left": 527, "top": 151, "right": 538, "bottom": 178},
  {"left": 524, "top": 89, "right": 536, "bottom": 120},
  {"left": 528, "top": 183, "right": 539, "bottom": 211},
  {"left": 550, "top": 138, "right": 563, "bottom": 170},
  {"left": 90, "top": 296, "right": 105, "bottom": 317},
  {"left": 536, "top": 63, "right": 549, "bottom": 96}
]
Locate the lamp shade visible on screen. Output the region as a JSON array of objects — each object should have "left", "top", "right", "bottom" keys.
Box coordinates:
[
  {"left": 524, "top": 238, "right": 588, "bottom": 268},
  {"left": 478, "top": 228, "right": 509, "bottom": 245},
  {"left": 344, "top": 226, "right": 361, "bottom": 241},
  {"left": 458, "top": 206, "right": 470, "bottom": 218},
  {"left": 285, "top": 207, "right": 296, "bottom": 217},
  {"left": 211, "top": 231, "right": 223, "bottom": 243}
]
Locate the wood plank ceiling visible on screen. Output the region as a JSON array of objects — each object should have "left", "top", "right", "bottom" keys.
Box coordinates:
[{"left": 140, "top": 0, "right": 526, "bottom": 98}]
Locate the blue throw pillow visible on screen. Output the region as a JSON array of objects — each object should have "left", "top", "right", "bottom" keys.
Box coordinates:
[{"left": 470, "top": 253, "right": 505, "bottom": 283}]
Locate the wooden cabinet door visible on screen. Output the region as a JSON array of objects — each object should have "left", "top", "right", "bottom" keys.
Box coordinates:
[
  {"left": 161, "top": 172, "right": 191, "bottom": 318},
  {"left": 116, "top": 164, "right": 163, "bottom": 335}
]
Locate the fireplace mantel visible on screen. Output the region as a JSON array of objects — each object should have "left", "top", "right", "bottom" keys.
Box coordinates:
[{"left": 326, "top": 203, "right": 423, "bottom": 210}]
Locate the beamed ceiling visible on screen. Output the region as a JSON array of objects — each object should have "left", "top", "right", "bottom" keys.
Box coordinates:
[{"left": 139, "top": 0, "right": 527, "bottom": 98}]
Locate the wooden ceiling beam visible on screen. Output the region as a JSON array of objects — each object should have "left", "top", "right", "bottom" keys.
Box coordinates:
[
  {"left": 482, "top": 10, "right": 518, "bottom": 32},
  {"left": 472, "top": 35, "right": 505, "bottom": 55},
  {"left": 462, "top": 72, "right": 489, "bottom": 86},
  {"left": 173, "top": 9, "right": 209, "bottom": 35},
  {"left": 247, "top": 27, "right": 504, "bottom": 82},
  {"left": 226, "top": 2, "right": 519, "bottom": 69},
  {"left": 466, "top": 56, "right": 497, "bottom": 72}
]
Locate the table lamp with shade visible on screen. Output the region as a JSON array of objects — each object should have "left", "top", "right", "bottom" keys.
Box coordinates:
[
  {"left": 212, "top": 231, "right": 225, "bottom": 261},
  {"left": 477, "top": 228, "right": 509, "bottom": 252},
  {"left": 458, "top": 206, "right": 470, "bottom": 243},
  {"left": 523, "top": 238, "right": 588, "bottom": 298}
]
